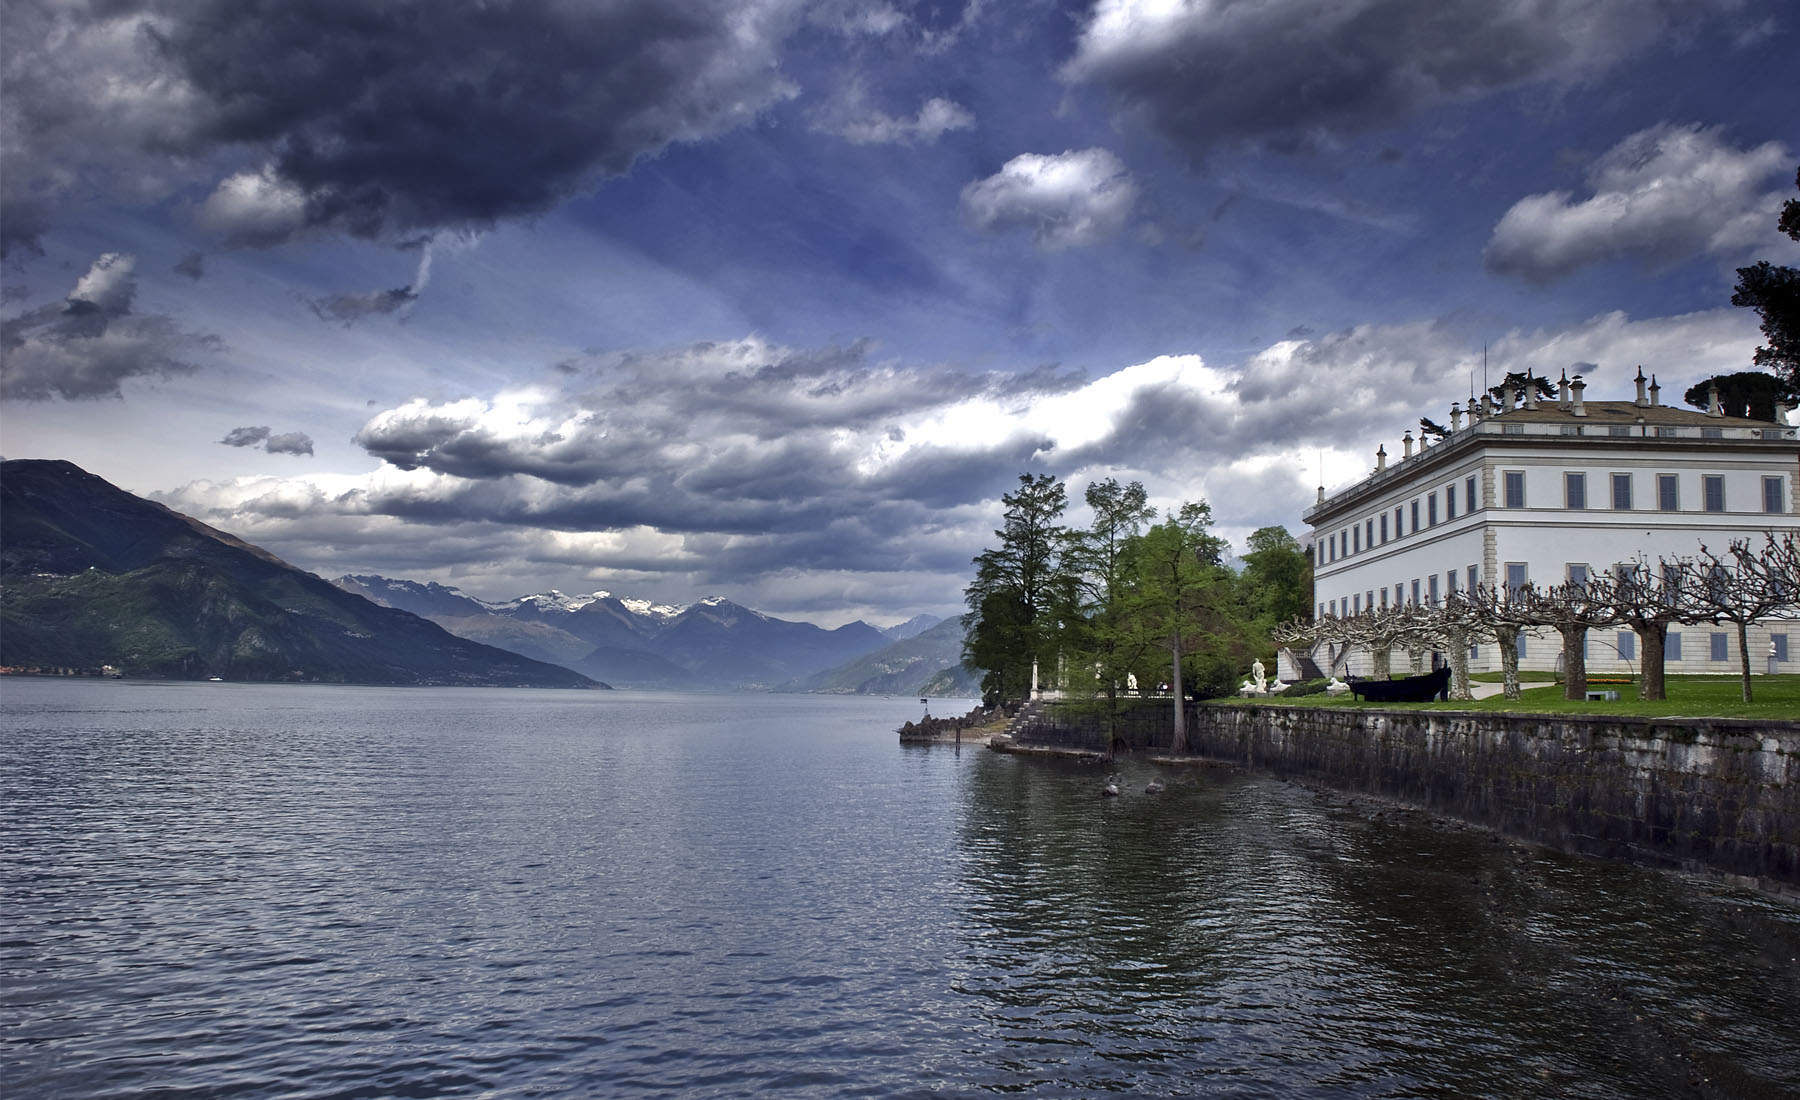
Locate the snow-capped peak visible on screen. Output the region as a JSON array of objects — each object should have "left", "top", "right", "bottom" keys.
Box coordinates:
[{"left": 620, "top": 597, "right": 684, "bottom": 619}]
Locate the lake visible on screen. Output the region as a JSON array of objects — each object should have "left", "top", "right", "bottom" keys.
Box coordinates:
[{"left": 3, "top": 680, "right": 1796, "bottom": 1098}]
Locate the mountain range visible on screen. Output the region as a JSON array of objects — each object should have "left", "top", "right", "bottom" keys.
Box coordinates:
[
  {"left": 775, "top": 615, "right": 980, "bottom": 698},
  {"left": 333, "top": 574, "right": 941, "bottom": 691},
  {"left": 0, "top": 459, "right": 600, "bottom": 688}
]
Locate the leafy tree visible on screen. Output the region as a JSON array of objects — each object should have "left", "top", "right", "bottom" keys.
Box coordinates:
[
  {"left": 1682, "top": 371, "right": 1788, "bottom": 421},
  {"left": 1123, "top": 501, "right": 1230, "bottom": 754},
  {"left": 961, "top": 473, "right": 1075, "bottom": 707},
  {"left": 1239, "top": 526, "right": 1312, "bottom": 631},
  {"left": 1730, "top": 166, "right": 1800, "bottom": 397},
  {"left": 1485, "top": 370, "right": 1556, "bottom": 405},
  {"left": 1067, "top": 478, "right": 1156, "bottom": 732}
]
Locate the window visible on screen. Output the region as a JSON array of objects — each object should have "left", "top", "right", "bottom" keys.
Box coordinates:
[
  {"left": 1465, "top": 476, "right": 1477, "bottom": 513},
  {"left": 1765, "top": 476, "right": 1786, "bottom": 513},
  {"left": 1704, "top": 475, "right": 1725, "bottom": 513},
  {"left": 1380, "top": 587, "right": 1388, "bottom": 608},
  {"left": 1581, "top": 632, "right": 1589, "bottom": 659},
  {"left": 1517, "top": 634, "right": 1527, "bottom": 659},
  {"left": 1655, "top": 426, "right": 1680, "bottom": 438},
  {"left": 1469, "top": 644, "right": 1480, "bottom": 660},
  {"left": 1427, "top": 574, "right": 1439, "bottom": 606},
  {"left": 1658, "top": 474, "right": 1679, "bottom": 512},
  {"left": 1608, "top": 425, "right": 1631, "bottom": 437},
  {"left": 1667, "top": 632, "right": 1682, "bottom": 661},
  {"left": 1411, "top": 579, "right": 1421, "bottom": 606},
  {"left": 1328, "top": 534, "right": 1336, "bottom": 562},
  {"left": 1446, "top": 484, "right": 1457, "bottom": 520},
  {"left": 1353, "top": 593, "right": 1361, "bottom": 614},
  {"left": 1428, "top": 493, "right": 1438, "bottom": 526},
  {"left": 1395, "top": 507, "right": 1404, "bottom": 537},
  {"left": 1617, "top": 631, "right": 1635, "bottom": 660},
  {"left": 1560, "top": 425, "right": 1581, "bottom": 436},
  {"left": 1411, "top": 500, "right": 1420, "bottom": 532},
  {"left": 1366, "top": 590, "right": 1374, "bottom": 612},
  {"left": 1611, "top": 473, "right": 1632, "bottom": 511},
  {"left": 1379, "top": 514, "right": 1388, "bottom": 543},
  {"left": 1766, "top": 429, "right": 1789, "bottom": 440},
  {"left": 1504, "top": 471, "right": 1525, "bottom": 508},
  {"left": 1710, "top": 632, "right": 1729, "bottom": 661},
  {"left": 1776, "top": 634, "right": 1791, "bottom": 662},
  {"left": 1567, "top": 563, "right": 1589, "bottom": 589},
  {"left": 1352, "top": 526, "right": 1360, "bottom": 553},
  {"left": 1319, "top": 602, "right": 1326, "bottom": 619},
  {"left": 1702, "top": 427, "right": 1723, "bottom": 439},
  {"left": 1503, "top": 423, "right": 1525, "bottom": 435},
  {"left": 1445, "top": 570, "right": 1458, "bottom": 596},
  {"left": 1468, "top": 565, "right": 1479, "bottom": 594},
  {"left": 1565, "top": 472, "right": 1587, "bottom": 510},
  {"left": 1366, "top": 519, "right": 1374, "bottom": 547},
  {"left": 1505, "top": 562, "right": 1528, "bottom": 598}
]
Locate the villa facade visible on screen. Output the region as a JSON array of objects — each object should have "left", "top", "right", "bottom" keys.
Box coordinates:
[{"left": 1294, "top": 371, "right": 1800, "bottom": 680}]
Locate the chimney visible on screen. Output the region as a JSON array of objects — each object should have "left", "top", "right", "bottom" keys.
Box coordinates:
[
  {"left": 1402, "top": 430, "right": 1414, "bottom": 458},
  {"left": 1317, "top": 485, "right": 1325, "bottom": 506},
  {"left": 1450, "top": 402, "right": 1463, "bottom": 431},
  {"left": 1500, "top": 379, "right": 1515, "bottom": 412},
  {"left": 1707, "top": 381, "right": 1723, "bottom": 418},
  {"left": 1375, "top": 444, "right": 1388, "bottom": 473},
  {"left": 1523, "top": 373, "right": 1538, "bottom": 410},
  {"left": 1648, "top": 374, "right": 1661, "bottom": 407},
  {"left": 1570, "top": 374, "right": 1587, "bottom": 416},
  {"left": 1775, "top": 399, "right": 1793, "bottom": 426},
  {"left": 1634, "top": 366, "right": 1648, "bottom": 407},
  {"left": 1559, "top": 369, "right": 1571, "bottom": 407}
]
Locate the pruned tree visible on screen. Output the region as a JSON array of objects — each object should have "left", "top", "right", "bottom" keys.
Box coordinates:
[
  {"left": 1512, "top": 578, "right": 1624, "bottom": 700},
  {"left": 1679, "top": 533, "right": 1800, "bottom": 702},
  {"left": 1464, "top": 581, "right": 1538, "bottom": 700},
  {"left": 1585, "top": 557, "right": 1685, "bottom": 701}
]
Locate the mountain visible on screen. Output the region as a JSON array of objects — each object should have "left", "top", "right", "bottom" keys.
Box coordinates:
[
  {"left": 777, "top": 615, "right": 980, "bottom": 697},
  {"left": 332, "top": 575, "right": 892, "bottom": 690},
  {"left": 0, "top": 459, "right": 603, "bottom": 688},
  {"left": 880, "top": 613, "right": 942, "bottom": 642}
]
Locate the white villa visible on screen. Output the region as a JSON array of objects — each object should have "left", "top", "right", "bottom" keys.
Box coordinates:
[{"left": 1292, "top": 370, "right": 1800, "bottom": 681}]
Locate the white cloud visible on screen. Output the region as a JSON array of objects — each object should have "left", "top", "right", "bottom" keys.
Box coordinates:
[
  {"left": 960, "top": 148, "right": 1138, "bottom": 249},
  {"left": 1486, "top": 123, "right": 1793, "bottom": 281},
  {"left": 198, "top": 168, "right": 311, "bottom": 247},
  {"left": 835, "top": 97, "right": 975, "bottom": 145},
  {"left": 145, "top": 307, "right": 1764, "bottom": 618}
]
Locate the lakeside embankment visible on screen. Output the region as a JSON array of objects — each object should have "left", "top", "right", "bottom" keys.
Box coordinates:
[{"left": 987, "top": 699, "right": 1799, "bottom": 895}]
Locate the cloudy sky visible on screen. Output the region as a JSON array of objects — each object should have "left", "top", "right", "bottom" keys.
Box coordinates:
[{"left": 4, "top": 0, "right": 1797, "bottom": 627}]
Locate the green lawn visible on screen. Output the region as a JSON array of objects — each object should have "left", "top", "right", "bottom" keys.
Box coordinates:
[{"left": 1227, "top": 675, "right": 1800, "bottom": 722}]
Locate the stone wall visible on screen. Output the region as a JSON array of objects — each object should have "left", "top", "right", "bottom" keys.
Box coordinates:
[{"left": 1021, "top": 700, "right": 1799, "bottom": 888}]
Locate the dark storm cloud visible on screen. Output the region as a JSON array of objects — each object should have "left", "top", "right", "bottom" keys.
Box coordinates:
[
  {"left": 173, "top": 252, "right": 206, "bottom": 280},
  {"left": 220, "top": 425, "right": 315, "bottom": 455},
  {"left": 221, "top": 426, "right": 272, "bottom": 448},
  {"left": 1, "top": 253, "right": 219, "bottom": 400},
  {"left": 1062, "top": 0, "right": 1734, "bottom": 155},
  {"left": 3, "top": 0, "right": 801, "bottom": 250},
  {"left": 305, "top": 286, "right": 419, "bottom": 324}
]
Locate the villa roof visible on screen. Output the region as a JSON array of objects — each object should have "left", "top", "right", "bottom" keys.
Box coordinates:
[{"left": 1492, "top": 399, "right": 1772, "bottom": 429}]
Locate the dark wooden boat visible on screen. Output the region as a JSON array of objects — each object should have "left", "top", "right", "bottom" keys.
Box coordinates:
[{"left": 1347, "top": 665, "right": 1450, "bottom": 703}]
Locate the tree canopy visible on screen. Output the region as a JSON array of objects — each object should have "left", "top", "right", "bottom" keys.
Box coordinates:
[{"left": 1730, "top": 166, "right": 1800, "bottom": 398}]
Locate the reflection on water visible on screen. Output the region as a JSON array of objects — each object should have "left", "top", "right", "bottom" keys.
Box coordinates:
[{"left": 3, "top": 680, "right": 1796, "bottom": 1099}]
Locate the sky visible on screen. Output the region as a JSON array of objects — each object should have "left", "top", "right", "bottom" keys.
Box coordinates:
[{"left": 3, "top": 0, "right": 1798, "bottom": 628}]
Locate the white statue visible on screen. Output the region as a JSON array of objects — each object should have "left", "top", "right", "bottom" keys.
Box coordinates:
[
  {"left": 1324, "top": 676, "right": 1351, "bottom": 696},
  {"left": 1126, "top": 672, "right": 1138, "bottom": 692},
  {"left": 1252, "top": 659, "right": 1266, "bottom": 693}
]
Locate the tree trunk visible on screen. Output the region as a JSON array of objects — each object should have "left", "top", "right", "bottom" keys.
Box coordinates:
[
  {"left": 1447, "top": 626, "right": 1473, "bottom": 701},
  {"left": 1373, "top": 643, "right": 1392, "bottom": 679},
  {"left": 1169, "top": 634, "right": 1187, "bottom": 756},
  {"left": 1637, "top": 621, "right": 1668, "bottom": 701},
  {"left": 1737, "top": 619, "right": 1753, "bottom": 703},
  {"left": 1497, "top": 625, "right": 1522, "bottom": 701},
  {"left": 1408, "top": 646, "right": 1425, "bottom": 676},
  {"left": 1559, "top": 624, "right": 1588, "bottom": 701}
]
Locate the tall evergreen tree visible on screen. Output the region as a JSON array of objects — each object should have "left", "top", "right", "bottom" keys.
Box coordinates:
[
  {"left": 961, "top": 473, "right": 1075, "bottom": 707},
  {"left": 1068, "top": 478, "right": 1156, "bottom": 734}
]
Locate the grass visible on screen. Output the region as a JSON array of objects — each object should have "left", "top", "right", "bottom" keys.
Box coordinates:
[{"left": 1223, "top": 674, "right": 1800, "bottom": 722}]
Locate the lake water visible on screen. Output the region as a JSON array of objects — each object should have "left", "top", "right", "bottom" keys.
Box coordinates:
[{"left": 3, "top": 680, "right": 1797, "bottom": 1099}]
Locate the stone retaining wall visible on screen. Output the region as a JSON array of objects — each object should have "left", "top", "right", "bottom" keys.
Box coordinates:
[{"left": 1020, "top": 700, "right": 1799, "bottom": 888}]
